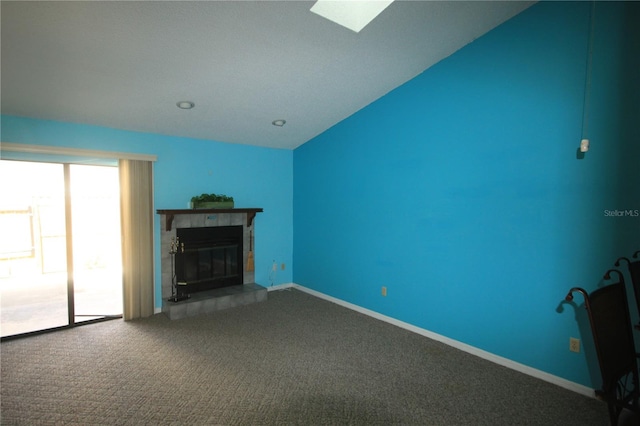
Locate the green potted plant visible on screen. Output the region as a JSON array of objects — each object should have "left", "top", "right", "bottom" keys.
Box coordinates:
[{"left": 190, "top": 193, "right": 234, "bottom": 209}]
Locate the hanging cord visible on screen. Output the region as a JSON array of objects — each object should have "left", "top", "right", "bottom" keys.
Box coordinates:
[
  {"left": 269, "top": 260, "right": 277, "bottom": 287},
  {"left": 581, "top": 1, "right": 596, "bottom": 140}
]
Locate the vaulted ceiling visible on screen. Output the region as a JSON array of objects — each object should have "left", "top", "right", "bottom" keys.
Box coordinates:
[{"left": 1, "top": 1, "right": 534, "bottom": 149}]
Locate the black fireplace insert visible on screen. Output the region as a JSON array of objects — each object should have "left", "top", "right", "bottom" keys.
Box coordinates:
[{"left": 176, "top": 225, "right": 243, "bottom": 295}]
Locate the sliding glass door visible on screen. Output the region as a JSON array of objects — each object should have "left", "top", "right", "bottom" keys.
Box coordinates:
[
  {"left": 0, "top": 161, "right": 68, "bottom": 336},
  {"left": 0, "top": 160, "right": 123, "bottom": 338},
  {"left": 69, "top": 164, "right": 123, "bottom": 322}
]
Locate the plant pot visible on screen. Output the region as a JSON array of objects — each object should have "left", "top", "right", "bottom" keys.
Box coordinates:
[{"left": 191, "top": 201, "right": 234, "bottom": 209}]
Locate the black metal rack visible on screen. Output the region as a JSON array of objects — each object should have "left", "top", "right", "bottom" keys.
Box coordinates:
[{"left": 565, "top": 266, "right": 639, "bottom": 425}]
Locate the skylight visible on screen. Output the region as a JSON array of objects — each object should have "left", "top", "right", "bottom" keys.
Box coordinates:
[{"left": 310, "top": 0, "right": 395, "bottom": 33}]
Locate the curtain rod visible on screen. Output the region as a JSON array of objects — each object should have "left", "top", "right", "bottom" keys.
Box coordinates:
[{"left": 0, "top": 142, "right": 157, "bottom": 162}]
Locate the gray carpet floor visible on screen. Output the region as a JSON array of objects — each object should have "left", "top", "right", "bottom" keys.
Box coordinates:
[{"left": 1, "top": 288, "right": 609, "bottom": 425}]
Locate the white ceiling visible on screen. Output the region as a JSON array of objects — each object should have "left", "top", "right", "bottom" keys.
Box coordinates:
[{"left": 1, "top": 1, "right": 534, "bottom": 150}]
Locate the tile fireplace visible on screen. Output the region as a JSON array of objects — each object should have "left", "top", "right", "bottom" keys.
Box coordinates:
[{"left": 157, "top": 208, "right": 264, "bottom": 318}]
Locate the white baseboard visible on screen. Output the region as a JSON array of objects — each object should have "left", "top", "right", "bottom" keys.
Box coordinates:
[{"left": 290, "top": 283, "right": 595, "bottom": 399}]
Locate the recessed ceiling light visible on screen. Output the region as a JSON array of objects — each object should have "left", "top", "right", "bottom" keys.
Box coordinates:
[
  {"left": 272, "top": 119, "right": 286, "bottom": 127},
  {"left": 310, "top": 0, "right": 394, "bottom": 33},
  {"left": 177, "top": 101, "right": 195, "bottom": 110}
]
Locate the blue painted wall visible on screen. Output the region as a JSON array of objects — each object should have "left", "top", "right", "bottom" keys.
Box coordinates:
[
  {"left": 1, "top": 116, "right": 294, "bottom": 307},
  {"left": 293, "top": 1, "right": 640, "bottom": 388}
]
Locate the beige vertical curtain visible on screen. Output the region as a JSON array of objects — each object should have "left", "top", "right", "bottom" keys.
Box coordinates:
[{"left": 119, "top": 159, "right": 154, "bottom": 320}]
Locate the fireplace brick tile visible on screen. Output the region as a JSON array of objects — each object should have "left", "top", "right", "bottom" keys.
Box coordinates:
[
  {"left": 167, "top": 302, "right": 188, "bottom": 320},
  {"left": 186, "top": 300, "right": 205, "bottom": 317},
  {"left": 230, "top": 214, "right": 244, "bottom": 226}
]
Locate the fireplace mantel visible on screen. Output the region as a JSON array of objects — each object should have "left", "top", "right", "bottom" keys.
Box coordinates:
[{"left": 157, "top": 208, "right": 263, "bottom": 231}]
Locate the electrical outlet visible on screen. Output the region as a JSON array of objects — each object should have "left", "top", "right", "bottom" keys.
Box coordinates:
[
  {"left": 272, "top": 262, "right": 277, "bottom": 272},
  {"left": 281, "top": 263, "right": 285, "bottom": 270},
  {"left": 381, "top": 286, "right": 387, "bottom": 297},
  {"left": 569, "top": 337, "right": 580, "bottom": 353}
]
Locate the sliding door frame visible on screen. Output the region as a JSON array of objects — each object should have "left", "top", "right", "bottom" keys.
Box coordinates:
[
  {"left": 1, "top": 143, "right": 157, "bottom": 340},
  {"left": 64, "top": 163, "right": 76, "bottom": 326}
]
